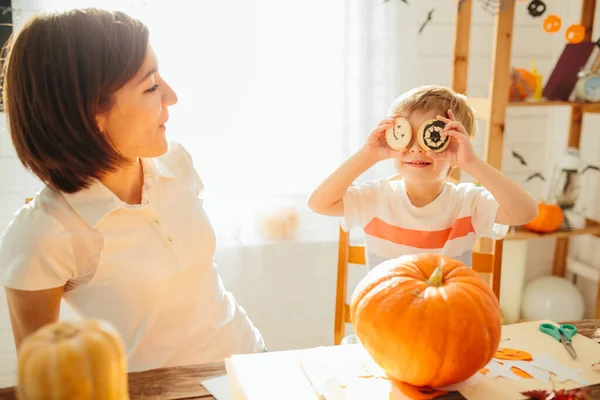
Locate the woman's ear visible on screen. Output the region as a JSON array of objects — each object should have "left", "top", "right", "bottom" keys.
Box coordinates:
[{"left": 95, "top": 113, "right": 106, "bottom": 133}]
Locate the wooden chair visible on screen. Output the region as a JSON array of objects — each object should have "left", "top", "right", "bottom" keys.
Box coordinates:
[{"left": 334, "top": 225, "right": 503, "bottom": 345}]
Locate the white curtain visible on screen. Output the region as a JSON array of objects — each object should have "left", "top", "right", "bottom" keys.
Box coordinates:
[
  {"left": 343, "top": 0, "right": 418, "bottom": 183},
  {"left": 12, "top": 0, "right": 416, "bottom": 249}
]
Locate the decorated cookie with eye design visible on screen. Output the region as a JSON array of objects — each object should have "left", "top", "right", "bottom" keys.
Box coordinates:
[
  {"left": 385, "top": 117, "right": 412, "bottom": 150},
  {"left": 418, "top": 119, "right": 449, "bottom": 153}
]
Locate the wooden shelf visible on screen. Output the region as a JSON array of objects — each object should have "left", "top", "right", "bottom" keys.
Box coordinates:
[
  {"left": 506, "top": 218, "right": 600, "bottom": 240},
  {"left": 470, "top": 97, "right": 600, "bottom": 118},
  {"left": 508, "top": 100, "right": 600, "bottom": 113}
]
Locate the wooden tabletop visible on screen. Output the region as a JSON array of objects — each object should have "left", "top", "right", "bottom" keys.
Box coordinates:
[{"left": 1, "top": 319, "right": 600, "bottom": 399}]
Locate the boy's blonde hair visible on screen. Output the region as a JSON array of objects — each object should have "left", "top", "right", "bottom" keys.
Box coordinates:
[{"left": 388, "top": 85, "right": 476, "bottom": 138}]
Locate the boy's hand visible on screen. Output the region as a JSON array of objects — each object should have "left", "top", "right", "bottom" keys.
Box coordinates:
[
  {"left": 362, "top": 113, "right": 406, "bottom": 161},
  {"left": 426, "top": 109, "right": 478, "bottom": 169}
]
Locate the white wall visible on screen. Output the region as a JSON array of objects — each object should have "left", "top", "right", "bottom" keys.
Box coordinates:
[{"left": 0, "top": 0, "right": 600, "bottom": 386}]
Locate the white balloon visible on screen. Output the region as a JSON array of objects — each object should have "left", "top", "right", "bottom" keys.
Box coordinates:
[{"left": 521, "top": 276, "right": 585, "bottom": 321}]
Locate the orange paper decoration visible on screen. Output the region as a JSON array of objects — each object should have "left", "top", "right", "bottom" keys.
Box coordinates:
[
  {"left": 494, "top": 348, "right": 533, "bottom": 361},
  {"left": 511, "top": 367, "right": 533, "bottom": 379},
  {"left": 543, "top": 14, "right": 562, "bottom": 33},
  {"left": 565, "top": 24, "right": 586, "bottom": 44}
]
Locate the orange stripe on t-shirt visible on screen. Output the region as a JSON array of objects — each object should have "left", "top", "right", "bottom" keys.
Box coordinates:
[{"left": 364, "top": 216, "right": 474, "bottom": 249}]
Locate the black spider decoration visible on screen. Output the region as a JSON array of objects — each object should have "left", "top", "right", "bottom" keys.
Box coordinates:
[
  {"left": 420, "top": 120, "right": 448, "bottom": 151},
  {"left": 527, "top": 0, "right": 546, "bottom": 18},
  {"left": 476, "top": 0, "right": 506, "bottom": 16}
]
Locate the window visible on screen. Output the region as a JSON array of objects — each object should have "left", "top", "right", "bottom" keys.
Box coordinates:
[{"left": 143, "top": 0, "right": 346, "bottom": 197}]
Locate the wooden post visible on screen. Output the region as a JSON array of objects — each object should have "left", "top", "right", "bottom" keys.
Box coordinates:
[
  {"left": 581, "top": 0, "right": 597, "bottom": 42},
  {"left": 492, "top": 239, "right": 504, "bottom": 302},
  {"left": 334, "top": 226, "right": 349, "bottom": 345},
  {"left": 484, "top": 0, "right": 515, "bottom": 170},
  {"left": 555, "top": 1, "right": 598, "bottom": 317},
  {"left": 450, "top": 0, "right": 473, "bottom": 183},
  {"left": 567, "top": 106, "right": 583, "bottom": 148},
  {"left": 452, "top": 0, "right": 472, "bottom": 94},
  {"left": 478, "top": 0, "right": 516, "bottom": 255}
]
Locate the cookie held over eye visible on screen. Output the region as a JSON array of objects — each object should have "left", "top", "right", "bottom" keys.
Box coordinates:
[
  {"left": 385, "top": 117, "right": 412, "bottom": 150},
  {"left": 418, "top": 119, "right": 449, "bottom": 153}
]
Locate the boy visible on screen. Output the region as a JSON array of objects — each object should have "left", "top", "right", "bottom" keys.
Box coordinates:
[{"left": 308, "top": 85, "right": 538, "bottom": 270}]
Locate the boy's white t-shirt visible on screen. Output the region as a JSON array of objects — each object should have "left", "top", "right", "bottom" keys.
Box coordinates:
[
  {"left": 0, "top": 142, "right": 265, "bottom": 372},
  {"left": 342, "top": 178, "right": 509, "bottom": 270}
]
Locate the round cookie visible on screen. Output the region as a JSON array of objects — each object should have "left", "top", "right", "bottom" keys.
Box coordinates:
[
  {"left": 418, "top": 119, "right": 449, "bottom": 153},
  {"left": 385, "top": 117, "right": 412, "bottom": 150}
]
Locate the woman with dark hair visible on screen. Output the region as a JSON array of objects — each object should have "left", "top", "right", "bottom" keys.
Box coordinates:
[{"left": 0, "top": 8, "right": 265, "bottom": 372}]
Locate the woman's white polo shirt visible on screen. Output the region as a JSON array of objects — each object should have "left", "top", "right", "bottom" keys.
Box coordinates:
[{"left": 0, "top": 142, "right": 265, "bottom": 372}]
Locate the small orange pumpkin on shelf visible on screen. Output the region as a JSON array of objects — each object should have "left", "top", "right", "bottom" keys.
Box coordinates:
[
  {"left": 17, "top": 319, "right": 129, "bottom": 400},
  {"left": 523, "top": 202, "right": 564, "bottom": 233},
  {"left": 350, "top": 254, "right": 502, "bottom": 389},
  {"left": 509, "top": 67, "right": 537, "bottom": 101}
]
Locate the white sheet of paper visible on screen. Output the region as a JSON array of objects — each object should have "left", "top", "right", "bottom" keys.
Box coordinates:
[
  {"left": 226, "top": 320, "right": 600, "bottom": 400},
  {"left": 201, "top": 375, "right": 231, "bottom": 400},
  {"left": 531, "top": 353, "right": 589, "bottom": 385},
  {"left": 499, "top": 360, "right": 551, "bottom": 383}
]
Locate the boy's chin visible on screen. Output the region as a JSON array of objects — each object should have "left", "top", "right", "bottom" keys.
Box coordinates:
[{"left": 401, "top": 169, "right": 447, "bottom": 183}]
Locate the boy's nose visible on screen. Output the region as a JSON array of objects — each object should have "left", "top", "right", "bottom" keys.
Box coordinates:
[{"left": 409, "top": 140, "right": 424, "bottom": 153}]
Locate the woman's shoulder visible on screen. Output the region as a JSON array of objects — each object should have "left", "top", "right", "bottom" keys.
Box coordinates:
[
  {"left": 1, "top": 188, "right": 73, "bottom": 250},
  {"left": 0, "top": 188, "right": 83, "bottom": 290}
]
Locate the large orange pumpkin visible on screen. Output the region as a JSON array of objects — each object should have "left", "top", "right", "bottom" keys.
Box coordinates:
[
  {"left": 523, "top": 202, "right": 564, "bottom": 233},
  {"left": 350, "top": 254, "right": 501, "bottom": 388},
  {"left": 17, "top": 319, "right": 129, "bottom": 400}
]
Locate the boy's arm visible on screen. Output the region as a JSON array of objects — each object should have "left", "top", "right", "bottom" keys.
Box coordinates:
[
  {"left": 308, "top": 114, "right": 402, "bottom": 217},
  {"left": 433, "top": 110, "right": 538, "bottom": 227},
  {"left": 463, "top": 158, "right": 538, "bottom": 226},
  {"left": 307, "top": 150, "right": 378, "bottom": 216}
]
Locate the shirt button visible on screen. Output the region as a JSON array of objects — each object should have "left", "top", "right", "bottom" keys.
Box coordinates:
[
  {"left": 153, "top": 218, "right": 160, "bottom": 224},
  {"left": 144, "top": 199, "right": 151, "bottom": 205},
  {"left": 167, "top": 235, "right": 174, "bottom": 243}
]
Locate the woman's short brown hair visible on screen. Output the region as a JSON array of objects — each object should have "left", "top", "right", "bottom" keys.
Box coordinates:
[{"left": 2, "top": 8, "right": 149, "bottom": 193}]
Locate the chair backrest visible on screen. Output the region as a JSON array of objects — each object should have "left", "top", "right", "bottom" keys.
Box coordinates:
[{"left": 334, "top": 225, "right": 503, "bottom": 345}]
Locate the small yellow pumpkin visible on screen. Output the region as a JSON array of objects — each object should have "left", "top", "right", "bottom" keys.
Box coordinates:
[{"left": 17, "top": 319, "right": 129, "bottom": 400}]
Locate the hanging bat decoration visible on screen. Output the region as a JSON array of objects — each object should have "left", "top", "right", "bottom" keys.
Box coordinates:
[
  {"left": 525, "top": 173, "right": 545, "bottom": 182},
  {"left": 595, "top": 36, "right": 600, "bottom": 49},
  {"left": 511, "top": 150, "right": 527, "bottom": 166},
  {"left": 582, "top": 165, "right": 600, "bottom": 174},
  {"left": 419, "top": 9, "right": 434, "bottom": 35},
  {"left": 527, "top": 0, "right": 547, "bottom": 18}
]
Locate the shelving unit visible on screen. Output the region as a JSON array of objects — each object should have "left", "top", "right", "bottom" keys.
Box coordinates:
[{"left": 451, "top": 0, "right": 600, "bottom": 314}]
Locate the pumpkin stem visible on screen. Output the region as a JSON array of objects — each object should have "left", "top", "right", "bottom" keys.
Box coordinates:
[
  {"left": 426, "top": 265, "right": 444, "bottom": 286},
  {"left": 51, "top": 323, "right": 79, "bottom": 342}
]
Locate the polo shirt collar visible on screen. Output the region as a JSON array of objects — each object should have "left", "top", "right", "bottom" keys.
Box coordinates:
[{"left": 62, "top": 157, "right": 176, "bottom": 228}]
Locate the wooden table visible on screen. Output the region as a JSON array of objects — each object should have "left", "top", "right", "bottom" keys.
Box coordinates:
[{"left": 1, "top": 319, "right": 600, "bottom": 399}]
